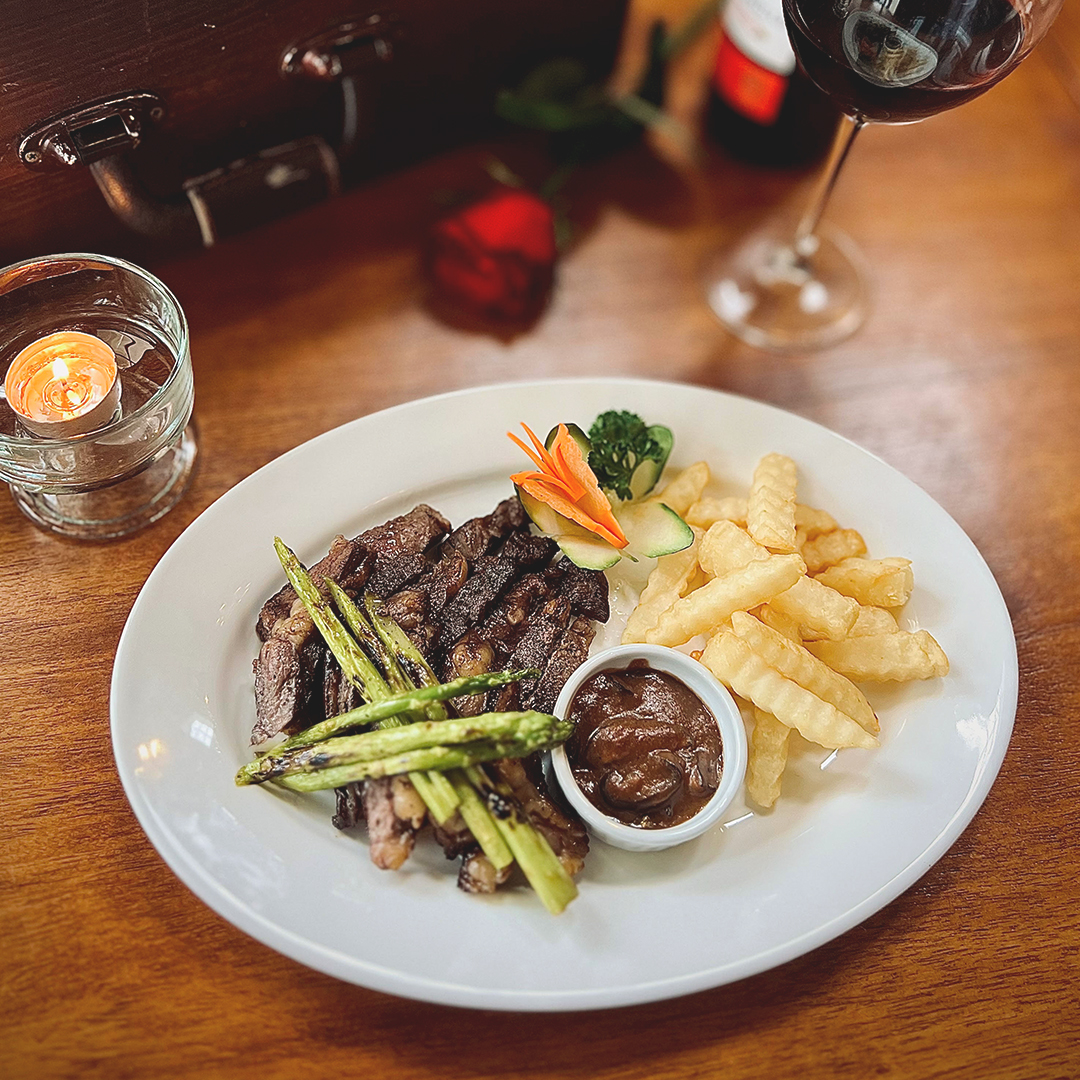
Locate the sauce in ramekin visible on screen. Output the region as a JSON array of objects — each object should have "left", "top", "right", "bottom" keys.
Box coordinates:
[{"left": 565, "top": 660, "right": 722, "bottom": 829}]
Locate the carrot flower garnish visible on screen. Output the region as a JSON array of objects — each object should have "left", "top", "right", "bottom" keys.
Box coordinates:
[{"left": 510, "top": 423, "right": 628, "bottom": 548}]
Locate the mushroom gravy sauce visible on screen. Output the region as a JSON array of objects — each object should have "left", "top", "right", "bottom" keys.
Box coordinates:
[{"left": 565, "top": 660, "right": 722, "bottom": 828}]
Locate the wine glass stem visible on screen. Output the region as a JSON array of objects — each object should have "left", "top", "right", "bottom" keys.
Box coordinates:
[{"left": 793, "top": 115, "right": 866, "bottom": 250}]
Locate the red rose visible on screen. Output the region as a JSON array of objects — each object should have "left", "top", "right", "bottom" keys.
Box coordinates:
[{"left": 429, "top": 189, "right": 557, "bottom": 320}]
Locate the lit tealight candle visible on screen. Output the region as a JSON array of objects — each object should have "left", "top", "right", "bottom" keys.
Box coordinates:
[{"left": 3, "top": 331, "right": 121, "bottom": 437}]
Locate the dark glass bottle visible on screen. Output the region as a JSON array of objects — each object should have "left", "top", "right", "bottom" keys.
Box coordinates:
[{"left": 707, "top": 0, "right": 841, "bottom": 167}]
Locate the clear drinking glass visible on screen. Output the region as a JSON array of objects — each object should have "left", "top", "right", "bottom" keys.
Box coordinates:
[
  {"left": 706, "top": 0, "right": 1064, "bottom": 351},
  {"left": 0, "top": 254, "right": 197, "bottom": 539}
]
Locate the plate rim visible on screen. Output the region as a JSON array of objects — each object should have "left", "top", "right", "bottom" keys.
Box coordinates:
[{"left": 110, "top": 376, "right": 1018, "bottom": 1011}]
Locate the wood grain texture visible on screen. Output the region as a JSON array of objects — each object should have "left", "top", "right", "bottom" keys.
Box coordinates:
[{"left": 2, "top": 26, "right": 1080, "bottom": 1080}]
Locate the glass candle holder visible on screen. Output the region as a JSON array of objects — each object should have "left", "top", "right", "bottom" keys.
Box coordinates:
[{"left": 0, "top": 253, "right": 197, "bottom": 539}]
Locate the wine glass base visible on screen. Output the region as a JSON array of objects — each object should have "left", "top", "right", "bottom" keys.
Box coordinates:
[
  {"left": 7, "top": 423, "right": 198, "bottom": 540},
  {"left": 705, "top": 223, "right": 870, "bottom": 352}
]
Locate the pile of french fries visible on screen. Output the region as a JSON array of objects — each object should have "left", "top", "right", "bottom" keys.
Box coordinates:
[{"left": 622, "top": 454, "right": 949, "bottom": 808}]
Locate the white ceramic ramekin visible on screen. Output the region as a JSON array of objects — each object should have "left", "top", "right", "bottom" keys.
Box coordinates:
[{"left": 548, "top": 644, "right": 747, "bottom": 852}]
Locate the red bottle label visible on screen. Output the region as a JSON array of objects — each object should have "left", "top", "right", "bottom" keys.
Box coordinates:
[{"left": 714, "top": 34, "right": 789, "bottom": 125}]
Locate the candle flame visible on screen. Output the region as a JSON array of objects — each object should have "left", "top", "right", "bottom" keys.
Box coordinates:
[{"left": 3, "top": 331, "right": 118, "bottom": 432}]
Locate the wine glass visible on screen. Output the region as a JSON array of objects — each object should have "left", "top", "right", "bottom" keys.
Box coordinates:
[{"left": 706, "top": 0, "right": 1064, "bottom": 351}]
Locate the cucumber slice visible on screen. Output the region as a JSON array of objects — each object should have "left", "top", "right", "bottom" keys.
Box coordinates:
[
  {"left": 626, "top": 425, "right": 674, "bottom": 501},
  {"left": 544, "top": 423, "right": 592, "bottom": 457},
  {"left": 553, "top": 533, "right": 623, "bottom": 571},
  {"left": 614, "top": 499, "right": 693, "bottom": 558},
  {"left": 515, "top": 487, "right": 621, "bottom": 570},
  {"left": 628, "top": 459, "right": 662, "bottom": 502}
]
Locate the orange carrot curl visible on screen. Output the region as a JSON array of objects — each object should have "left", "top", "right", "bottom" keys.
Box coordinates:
[{"left": 509, "top": 423, "right": 628, "bottom": 548}]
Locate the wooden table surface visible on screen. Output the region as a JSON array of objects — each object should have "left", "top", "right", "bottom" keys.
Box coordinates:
[{"left": 5, "top": 12, "right": 1080, "bottom": 1080}]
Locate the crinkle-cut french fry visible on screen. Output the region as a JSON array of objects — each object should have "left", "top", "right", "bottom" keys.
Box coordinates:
[
  {"left": 806, "top": 631, "right": 949, "bottom": 681},
  {"left": 757, "top": 604, "right": 804, "bottom": 642},
  {"left": 813, "top": 556, "right": 914, "bottom": 608},
  {"left": 686, "top": 496, "right": 748, "bottom": 528},
  {"left": 801, "top": 529, "right": 867, "bottom": 574},
  {"left": 768, "top": 575, "right": 859, "bottom": 641},
  {"left": 699, "top": 521, "right": 856, "bottom": 640},
  {"left": 730, "top": 612, "right": 878, "bottom": 734},
  {"left": 652, "top": 461, "right": 710, "bottom": 516},
  {"left": 645, "top": 554, "right": 806, "bottom": 647},
  {"left": 849, "top": 605, "right": 900, "bottom": 636},
  {"left": 622, "top": 528, "right": 702, "bottom": 644},
  {"left": 700, "top": 630, "right": 876, "bottom": 750},
  {"left": 747, "top": 708, "right": 791, "bottom": 808},
  {"left": 747, "top": 453, "right": 798, "bottom": 553},
  {"left": 686, "top": 565, "right": 710, "bottom": 592},
  {"left": 699, "top": 519, "right": 769, "bottom": 577},
  {"left": 795, "top": 505, "right": 839, "bottom": 538},
  {"left": 687, "top": 498, "right": 836, "bottom": 536}
]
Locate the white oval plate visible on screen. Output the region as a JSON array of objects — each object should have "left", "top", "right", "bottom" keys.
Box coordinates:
[{"left": 111, "top": 379, "right": 1017, "bottom": 1012}]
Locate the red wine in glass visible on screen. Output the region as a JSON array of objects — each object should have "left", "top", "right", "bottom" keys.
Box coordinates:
[
  {"left": 705, "top": 0, "right": 1060, "bottom": 351},
  {"left": 785, "top": 0, "right": 1027, "bottom": 123}
]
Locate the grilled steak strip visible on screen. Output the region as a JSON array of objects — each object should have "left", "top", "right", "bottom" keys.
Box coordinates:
[
  {"left": 323, "top": 650, "right": 365, "bottom": 719},
  {"left": 252, "top": 615, "right": 329, "bottom": 744},
  {"left": 257, "top": 534, "right": 373, "bottom": 643},
  {"left": 554, "top": 562, "right": 610, "bottom": 623},
  {"left": 488, "top": 757, "right": 589, "bottom": 878},
  {"left": 251, "top": 506, "right": 450, "bottom": 743},
  {"left": 443, "top": 630, "right": 497, "bottom": 716},
  {"left": 332, "top": 783, "right": 366, "bottom": 830},
  {"left": 362, "top": 504, "right": 452, "bottom": 597},
  {"left": 445, "top": 497, "right": 528, "bottom": 564},
  {"left": 252, "top": 537, "right": 375, "bottom": 743},
  {"left": 436, "top": 534, "right": 558, "bottom": 653},
  {"left": 257, "top": 505, "right": 450, "bottom": 642},
  {"left": 475, "top": 571, "right": 556, "bottom": 661},
  {"left": 381, "top": 549, "right": 469, "bottom": 657},
  {"left": 458, "top": 851, "right": 512, "bottom": 894},
  {"left": 528, "top": 615, "right": 597, "bottom": 714},
  {"left": 432, "top": 811, "right": 476, "bottom": 860},
  {"left": 363, "top": 775, "right": 428, "bottom": 870}
]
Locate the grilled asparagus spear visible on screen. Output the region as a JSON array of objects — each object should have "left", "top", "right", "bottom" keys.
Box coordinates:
[
  {"left": 238, "top": 710, "right": 572, "bottom": 785},
  {"left": 270, "top": 669, "right": 539, "bottom": 752},
  {"left": 273, "top": 539, "right": 457, "bottom": 822}
]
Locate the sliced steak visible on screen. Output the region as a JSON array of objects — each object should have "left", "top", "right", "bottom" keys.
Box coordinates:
[
  {"left": 332, "top": 783, "right": 366, "bottom": 830},
  {"left": 445, "top": 497, "right": 528, "bottom": 564},
  {"left": 443, "top": 630, "right": 496, "bottom": 716},
  {"left": 436, "top": 557, "right": 520, "bottom": 652},
  {"left": 556, "top": 561, "right": 611, "bottom": 623},
  {"left": 477, "top": 571, "right": 556, "bottom": 660},
  {"left": 432, "top": 811, "right": 476, "bottom": 860},
  {"left": 458, "top": 851, "right": 512, "bottom": 894},
  {"left": 363, "top": 775, "right": 427, "bottom": 870},
  {"left": 323, "top": 651, "right": 363, "bottom": 720},
  {"left": 500, "top": 530, "right": 559, "bottom": 571},
  {"left": 528, "top": 615, "right": 597, "bottom": 714},
  {"left": 382, "top": 549, "right": 469, "bottom": 657},
  {"left": 489, "top": 757, "right": 589, "bottom": 878},
  {"left": 361, "top": 503, "right": 451, "bottom": 555},
  {"left": 257, "top": 534, "right": 373, "bottom": 642},
  {"left": 437, "top": 535, "right": 558, "bottom": 653},
  {"left": 361, "top": 504, "right": 452, "bottom": 597},
  {"left": 498, "top": 596, "right": 572, "bottom": 707},
  {"left": 252, "top": 507, "right": 448, "bottom": 741},
  {"left": 366, "top": 552, "right": 433, "bottom": 599},
  {"left": 251, "top": 616, "right": 327, "bottom": 744}
]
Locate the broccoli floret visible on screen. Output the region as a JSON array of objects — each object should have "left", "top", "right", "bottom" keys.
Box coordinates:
[{"left": 587, "top": 410, "right": 669, "bottom": 502}]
